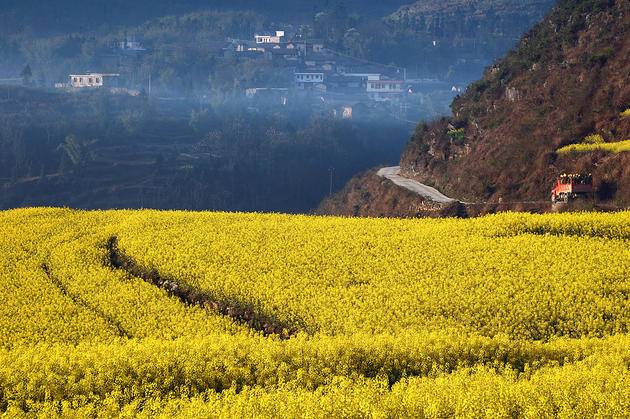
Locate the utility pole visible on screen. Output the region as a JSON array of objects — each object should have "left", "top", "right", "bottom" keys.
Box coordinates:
[{"left": 328, "top": 167, "right": 335, "bottom": 196}]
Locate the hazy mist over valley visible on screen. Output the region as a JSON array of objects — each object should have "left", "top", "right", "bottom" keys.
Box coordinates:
[{"left": 0, "top": 0, "right": 554, "bottom": 212}]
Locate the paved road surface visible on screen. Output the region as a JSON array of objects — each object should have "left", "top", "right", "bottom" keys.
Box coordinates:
[{"left": 377, "top": 166, "right": 457, "bottom": 204}]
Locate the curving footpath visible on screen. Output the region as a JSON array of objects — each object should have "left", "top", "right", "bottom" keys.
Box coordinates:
[{"left": 377, "top": 166, "right": 458, "bottom": 204}]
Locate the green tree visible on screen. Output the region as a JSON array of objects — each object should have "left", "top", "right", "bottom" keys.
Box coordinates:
[
  {"left": 57, "top": 135, "right": 96, "bottom": 169},
  {"left": 20, "top": 64, "right": 32, "bottom": 85}
]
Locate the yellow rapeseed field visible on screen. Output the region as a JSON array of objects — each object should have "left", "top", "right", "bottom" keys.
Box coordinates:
[
  {"left": 556, "top": 139, "right": 630, "bottom": 154},
  {"left": 1, "top": 208, "right": 630, "bottom": 417}
]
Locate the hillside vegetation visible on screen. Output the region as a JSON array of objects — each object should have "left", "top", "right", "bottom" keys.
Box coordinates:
[
  {"left": 0, "top": 0, "right": 556, "bottom": 88},
  {"left": 386, "top": 0, "right": 554, "bottom": 72},
  {"left": 0, "top": 87, "right": 407, "bottom": 212},
  {"left": 2, "top": 208, "right": 630, "bottom": 415},
  {"left": 400, "top": 0, "right": 630, "bottom": 205},
  {"left": 0, "top": 0, "right": 412, "bottom": 36}
]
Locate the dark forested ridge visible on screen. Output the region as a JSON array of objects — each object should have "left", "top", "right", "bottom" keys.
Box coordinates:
[
  {"left": 0, "top": 0, "right": 412, "bottom": 36},
  {"left": 384, "top": 0, "right": 555, "bottom": 75}
]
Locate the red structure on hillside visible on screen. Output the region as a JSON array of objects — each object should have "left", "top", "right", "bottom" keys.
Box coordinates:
[{"left": 551, "top": 174, "right": 593, "bottom": 203}]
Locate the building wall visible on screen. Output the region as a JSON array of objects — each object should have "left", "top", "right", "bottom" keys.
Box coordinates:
[
  {"left": 366, "top": 81, "right": 404, "bottom": 93},
  {"left": 256, "top": 36, "right": 281, "bottom": 44},
  {"left": 70, "top": 74, "right": 103, "bottom": 88},
  {"left": 295, "top": 73, "right": 324, "bottom": 83},
  {"left": 255, "top": 32, "right": 285, "bottom": 44}
]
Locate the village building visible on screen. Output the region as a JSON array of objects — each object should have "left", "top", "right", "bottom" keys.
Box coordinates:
[
  {"left": 71, "top": 74, "right": 102, "bottom": 88},
  {"left": 366, "top": 79, "right": 405, "bottom": 101},
  {"left": 117, "top": 38, "right": 146, "bottom": 54},
  {"left": 294, "top": 71, "right": 326, "bottom": 91},
  {"left": 304, "top": 61, "right": 335, "bottom": 71},
  {"left": 255, "top": 31, "right": 285, "bottom": 44},
  {"left": 264, "top": 47, "right": 300, "bottom": 63},
  {"left": 236, "top": 42, "right": 265, "bottom": 52},
  {"left": 66, "top": 73, "right": 120, "bottom": 88},
  {"left": 294, "top": 71, "right": 324, "bottom": 85},
  {"left": 245, "top": 88, "right": 289, "bottom": 105},
  {"left": 324, "top": 74, "right": 363, "bottom": 92},
  {"left": 343, "top": 73, "right": 381, "bottom": 82},
  {"left": 296, "top": 40, "right": 325, "bottom": 54}
]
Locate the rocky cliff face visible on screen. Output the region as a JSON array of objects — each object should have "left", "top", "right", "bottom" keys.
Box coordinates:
[{"left": 401, "top": 0, "right": 630, "bottom": 205}]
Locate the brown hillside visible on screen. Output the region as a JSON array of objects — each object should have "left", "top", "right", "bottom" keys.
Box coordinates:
[
  {"left": 400, "top": 0, "right": 630, "bottom": 205},
  {"left": 316, "top": 169, "right": 464, "bottom": 218},
  {"left": 317, "top": 168, "right": 567, "bottom": 218}
]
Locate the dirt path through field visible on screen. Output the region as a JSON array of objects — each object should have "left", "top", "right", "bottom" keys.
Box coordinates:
[{"left": 106, "top": 238, "right": 297, "bottom": 339}]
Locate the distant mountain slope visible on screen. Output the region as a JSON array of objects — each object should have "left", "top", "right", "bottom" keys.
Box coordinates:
[
  {"left": 0, "top": 0, "right": 412, "bottom": 37},
  {"left": 383, "top": 0, "right": 555, "bottom": 74},
  {"left": 388, "top": 0, "right": 554, "bottom": 32},
  {"left": 399, "top": 0, "right": 630, "bottom": 205}
]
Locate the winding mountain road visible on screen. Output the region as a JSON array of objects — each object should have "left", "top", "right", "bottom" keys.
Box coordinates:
[{"left": 377, "top": 166, "right": 458, "bottom": 204}]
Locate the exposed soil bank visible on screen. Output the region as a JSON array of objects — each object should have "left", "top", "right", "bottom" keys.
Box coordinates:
[
  {"left": 318, "top": 169, "right": 625, "bottom": 219},
  {"left": 106, "top": 238, "right": 297, "bottom": 339}
]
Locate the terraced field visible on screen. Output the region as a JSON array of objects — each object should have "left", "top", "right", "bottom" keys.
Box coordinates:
[{"left": 2, "top": 208, "right": 630, "bottom": 417}]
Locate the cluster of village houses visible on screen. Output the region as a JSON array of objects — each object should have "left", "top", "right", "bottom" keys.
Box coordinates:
[
  {"left": 237, "top": 31, "right": 408, "bottom": 103},
  {"left": 56, "top": 31, "right": 413, "bottom": 106}
]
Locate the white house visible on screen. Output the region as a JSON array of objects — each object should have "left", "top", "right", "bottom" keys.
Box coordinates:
[
  {"left": 294, "top": 72, "right": 324, "bottom": 89},
  {"left": 68, "top": 73, "right": 119, "bottom": 88},
  {"left": 118, "top": 38, "right": 146, "bottom": 53},
  {"left": 344, "top": 73, "right": 381, "bottom": 81},
  {"left": 366, "top": 79, "right": 405, "bottom": 101},
  {"left": 255, "top": 31, "right": 285, "bottom": 44}
]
